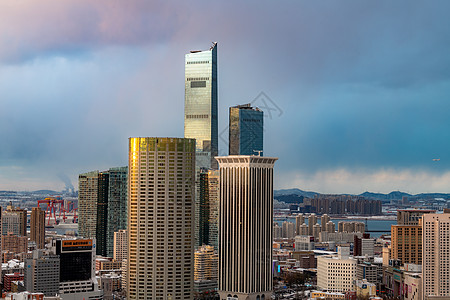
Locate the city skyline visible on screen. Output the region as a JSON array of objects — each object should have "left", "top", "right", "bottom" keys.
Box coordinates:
[{"left": 1, "top": 1, "right": 450, "bottom": 194}]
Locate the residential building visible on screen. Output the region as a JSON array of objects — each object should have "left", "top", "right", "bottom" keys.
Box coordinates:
[
  {"left": 2, "top": 233, "right": 27, "bottom": 254},
  {"left": 321, "top": 214, "right": 330, "bottom": 232},
  {"left": 207, "top": 170, "right": 220, "bottom": 251},
  {"left": 217, "top": 155, "right": 277, "bottom": 300},
  {"left": 194, "top": 245, "right": 218, "bottom": 292},
  {"left": 113, "top": 229, "right": 127, "bottom": 262},
  {"left": 106, "top": 167, "right": 127, "bottom": 258},
  {"left": 3, "top": 272, "right": 24, "bottom": 292},
  {"left": 30, "top": 207, "right": 45, "bottom": 249},
  {"left": 24, "top": 250, "right": 60, "bottom": 296},
  {"left": 79, "top": 167, "right": 127, "bottom": 257},
  {"left": 282, "top": 221, "right": 295, "bottom": 239},
  {"left": 127, "top": 137, "right": 195, "bottom": 299},
  {"left": 391, "top": 225, "right": 422, "bottom": 265},
  {"left": 2, "top": 212, "right": 21, "bottom": 236},
  {"left": 184, "top": 43, "right": 218, "bottom": 248},
  {"left": 296, "top": 214, "right": 305, "bottom": 235},
  {"left": 422, "top": 213, "right": 450, "bottom": 299},
  {"left": 309, "top": 214, "right": 317, "bottom": 236},
  {"left": 228, "top": 104, "right": 263, "bottom": 156},
  {"left": 6, "top": 206, "right": 27, "bottom": 237},
  {"left": 397, "top": 209, "right": 435, "bottom": 225}
]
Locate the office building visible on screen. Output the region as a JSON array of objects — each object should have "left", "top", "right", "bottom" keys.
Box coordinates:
[
  {"left": 127, "top": 137, "right": 195, "bottom": 299},
  {"left": 229, "top": 104, "right": 263, "bottom": 156},
  {"left": 113, "top": 229, "right": 127, "bottom": 262},
  {"left": 356, "top": 263, "right": 378, "bottom": 284},
  {"left": 217, "top": 155, "right": 277, "bottom": 300},
  {"left": 2, "top": 212, "right": 21, "bottom": 236},
  {"left": 194, "top": 245, "right": 218, "bottom": 292},
  {"left": 184, "top": 42, "right": 218, "bottom": 170},
  {"left": 79, "top": 167, "right": 127, "bottom": 257},
  {"left": 106, "top": 167, "right": 128, "bottom": 258},
  {"left": 24, "top": 250, "right": 60, "bottom": 296},
  {"left": 422, "top": 213, "right": 450, "bottom": 299},
  {"left": 30, "top": 207, "right": 45, "bottom": 249},
  {"left": 317, "top": 247, "right": 357, "bottom": 293},
  {"left": 184, "top": 43, "right": 218, "bottom": 247},
  {"left": 52, "top": 238, "right": 103, "bottom": 300}
]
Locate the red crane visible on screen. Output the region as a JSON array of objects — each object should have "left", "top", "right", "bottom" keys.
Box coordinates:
[{"left": 37, "top": 197, "right": 66, "bottom": 225}]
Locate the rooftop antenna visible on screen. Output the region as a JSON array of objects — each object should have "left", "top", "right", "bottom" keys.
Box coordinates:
[{"left": 253, "top": 150, "right": 263, "bottom": 156}]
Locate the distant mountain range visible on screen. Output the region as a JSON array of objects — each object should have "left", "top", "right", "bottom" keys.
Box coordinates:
[{"left": 274, "top": 188, "right": 450, "bottom": 202}]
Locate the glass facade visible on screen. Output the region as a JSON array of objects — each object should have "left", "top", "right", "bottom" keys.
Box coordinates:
[
  {"left": 184, "top": 43, "right": 219, "bottom": 248},
  {"left": 229, "top": 104, "right": 264, "bottom": 156},
  {"left": 184, "top": 42, "right": 218, "bottom": 170},
  {"left": 106, "top": 166, "right": 128, "bottom": 257}
]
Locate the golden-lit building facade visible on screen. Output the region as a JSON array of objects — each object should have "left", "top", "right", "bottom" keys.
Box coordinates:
[{"left": 127, "top": 137, "right": 195, "bottom": 300}]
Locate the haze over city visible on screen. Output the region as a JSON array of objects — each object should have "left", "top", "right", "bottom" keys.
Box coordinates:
[{"left": 1, "top": 0, "right": 450, "bottom": 194}]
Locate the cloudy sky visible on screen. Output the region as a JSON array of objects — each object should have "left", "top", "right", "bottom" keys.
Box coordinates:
[{"left": 1, "top": 0, "right": 450, "bottom": 194}]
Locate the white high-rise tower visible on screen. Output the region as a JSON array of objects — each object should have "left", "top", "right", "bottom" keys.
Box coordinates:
[{"left": 216, "top": 155, "right": 277, "bottom": 300}]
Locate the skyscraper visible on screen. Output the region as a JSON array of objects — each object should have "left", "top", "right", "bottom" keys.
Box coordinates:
[
  {"left": 207, "top": 169, "right": 220, "bottom": 251},
  {"left": 127, "top": 137, "right": 195, "bottom": 300},
  {"left": 6, "top": 205, "right": 27, "bottom": 237},
  {"left": 184, "top": 42, "right": 218, "bottom": 170},
  {"left": 229, "top": 104, "right": 264, "bottom": 156},
  {"left": 78, "top": 171, "right": 100, "bottom": 243},
  {"left": 185, "top": 43, "right": 218, "bottom": 248},
  {"left": 422, "top": 213, "right": 450, "bottom": 299},
  {"left": 106, "top": 167, "right": 128, "bottom": 257},
  {"left": 30, "top": 207, "right": 45, "bottom": 249},
  {"left": 198, "top": 169, "right": 220, "bottom": 250},
  {"left": 217, "top": 155, "right": 277, "bottom": 300},
  {"left": 79, "top": 167, "right": 127, "bottom": 257}
]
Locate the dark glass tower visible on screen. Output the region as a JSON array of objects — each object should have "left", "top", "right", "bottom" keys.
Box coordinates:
[{"left": 229, "top": 104, "right": 263, "bottom": 156}]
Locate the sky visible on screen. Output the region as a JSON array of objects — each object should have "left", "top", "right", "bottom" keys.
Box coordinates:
[{"left": 1, "top": 0, "right": 450, "bottom": 194}]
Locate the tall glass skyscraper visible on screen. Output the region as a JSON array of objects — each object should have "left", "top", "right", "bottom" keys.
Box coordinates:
[
  {"left": 185, "top": 42, "right": 219, "bottom": 248},
  {"left": 229, "top": 104, "right": 263, "bottom": 156},
  {"left": 184, "top": 42, "right": 218, "bottom": 170}
]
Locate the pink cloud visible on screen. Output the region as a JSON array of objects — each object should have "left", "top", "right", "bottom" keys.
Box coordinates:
[{"left": 0, "top": 0, "right": 183, "bottom": 62}]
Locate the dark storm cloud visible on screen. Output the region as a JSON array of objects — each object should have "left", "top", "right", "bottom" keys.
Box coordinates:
[{"left": 1, "top": 0, "right": 450, "bottom": 192}]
